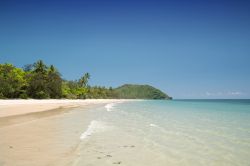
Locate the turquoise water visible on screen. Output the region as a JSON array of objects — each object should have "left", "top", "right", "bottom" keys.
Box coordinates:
[{"left": 77, "top": 100, "right": 250, "bottom": 166}]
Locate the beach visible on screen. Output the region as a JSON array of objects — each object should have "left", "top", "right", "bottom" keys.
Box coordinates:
[
  {"left": 0, "top": 99, "right": 250, "bottom": 166},
  {"left": 0, "top": 99, "right": 126, "bottom": 166},
  {"left": 0, "top": 99, "right": 125, "bottom": 118}
]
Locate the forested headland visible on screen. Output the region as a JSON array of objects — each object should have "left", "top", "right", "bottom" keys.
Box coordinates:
[{"left": 0, "top": 60, "right": 171, "bottom": 99}]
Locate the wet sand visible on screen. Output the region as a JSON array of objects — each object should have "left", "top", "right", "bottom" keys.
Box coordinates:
[
  {"left": 0, "top": 99, "right": 126, "bottom": 166},
  {"left": 0, "top": 99, "right": 122, "bottom": 118}
]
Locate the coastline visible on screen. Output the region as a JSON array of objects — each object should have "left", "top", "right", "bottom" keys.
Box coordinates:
[
  {"left": 0, "top": 99, "right": 130, "bottom": 166},
  {"left": 1, "top": 99, "right": 249, "bottom": 165},
  {"left": 0, "top": 99, "right": 128, "bottom": 118}
]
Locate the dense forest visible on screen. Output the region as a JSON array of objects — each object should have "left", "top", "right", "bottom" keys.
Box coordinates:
[
  {"left": 115, "top": 84, "right": 172, "bottom": 99},
  {"left": 0, "top": 60, "right": 171, "bottom": 99}
]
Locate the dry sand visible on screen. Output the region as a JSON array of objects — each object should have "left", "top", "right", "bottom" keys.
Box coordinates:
[
  {"left": 0, "top": 99, "right": 127, "bottom": 166},
  {"left": 0, "top": 99, "right": 124, "bottom": 118}
]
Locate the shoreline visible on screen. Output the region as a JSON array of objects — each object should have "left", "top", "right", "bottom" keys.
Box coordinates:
[
  {"left": 0, "top": 99, "right": 142, "bottom": 166},
  {"left": 0, "top": 99, "right": 130, "bottom": 118},
  {"left": 0, "top": 99, "right": 131, "bottom": 166}
]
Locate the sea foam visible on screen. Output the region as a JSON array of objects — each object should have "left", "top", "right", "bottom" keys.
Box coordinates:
[
  {"left": 105, "top": 103, "right": 116, "bottom": 112},
  {"left": 149, "top": 123, "right": 158, "bottom": 127},
  {"left": 80, "top": 120, "right": 106, "bottom": 140}
]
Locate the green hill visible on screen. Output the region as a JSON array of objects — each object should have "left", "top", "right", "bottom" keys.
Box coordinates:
[{"left": 114, "top": 84, "right": 172, "bottom": 99}]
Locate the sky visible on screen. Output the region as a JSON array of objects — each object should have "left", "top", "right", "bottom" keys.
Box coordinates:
[{"left": 0, "top": 0, "right": 250, "bottom": 99}]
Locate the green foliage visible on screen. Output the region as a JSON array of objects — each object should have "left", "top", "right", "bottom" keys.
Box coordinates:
[
  {"left": 19, "top": 93, "right": 28, "bottom": 99},
  {"left": 79, "top": 73, "right": 90, "bottom": 87},
  {"left": 0, "top": 61, "right": 171, "bottom": 99},
  {"left": 62, "top": 81, "right": 71, "bottom": 98},
  {"left": 61, "top": 78, "right": 89, "bottom": 99},
  {"left": 0, "top": 63, "right": 26, "bottom": 98},
  {"left": 87, "top": 86, "right": 118, "bottom": 99},
  {"left": 0, "top": 92, "right": 5, "bottom": 99},
  {"left": 0, "top": 60, "right": 63, "bottom": 99},
  {"left": 47, "top": 65, "right": 62, "bottom": 98},
  {"left": 25, "top": 60, "right": 63, "bottom": 99},
  {"left": 114, "top": 84, "right": 171, "bottom": 99},
  {"left": 27, "top": 72, "right": 48, "bottom": 98},
  {"left": 34, "top": 60, "right": 47, "bottom": 74},
  {"left": 36, "top": 90, "right": 49, "bottom": 99}
]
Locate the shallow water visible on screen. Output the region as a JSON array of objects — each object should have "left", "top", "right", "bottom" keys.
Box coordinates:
[{"left": 75, "top": 100, "right": 250, "bottom": 166}]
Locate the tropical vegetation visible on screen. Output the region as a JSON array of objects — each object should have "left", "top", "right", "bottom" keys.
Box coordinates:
[
  {"left": 114, "top": 84, "right": 171, "bottom": 99},
  {"left": 0, "top": 60, "right": 171, "bottom": 99}
]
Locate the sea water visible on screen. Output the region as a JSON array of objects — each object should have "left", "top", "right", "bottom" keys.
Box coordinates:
[{"left": 75, "top": 100, "right": 250, "bottom": 166}]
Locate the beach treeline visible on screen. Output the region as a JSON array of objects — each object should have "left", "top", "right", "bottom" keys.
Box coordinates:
[{"left": 0, "top": 60, "right": 170, "bottom": 99}]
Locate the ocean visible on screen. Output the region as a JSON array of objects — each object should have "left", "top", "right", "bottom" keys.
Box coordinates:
[{"left": 76, "top": 100, "right": 250, "bottom": 166}]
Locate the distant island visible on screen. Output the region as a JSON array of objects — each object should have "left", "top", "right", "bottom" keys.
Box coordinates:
[{"left": 0, "top": 60, "right": 171, "bottom": 100}]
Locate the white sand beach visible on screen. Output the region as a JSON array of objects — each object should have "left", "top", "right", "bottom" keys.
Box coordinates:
[
  {"left": 0, "top": 99, "right": 127, "bottom": 166},
  {"left": 0, "top": 99, "right": 125, "bottom": 118}
]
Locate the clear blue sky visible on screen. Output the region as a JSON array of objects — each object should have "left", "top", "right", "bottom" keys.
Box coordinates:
[{"left": 0, "top": 0, "right": 250, "bottom": 99}]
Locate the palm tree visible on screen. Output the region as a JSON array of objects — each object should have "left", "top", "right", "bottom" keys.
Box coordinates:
[
  {"left": 48, "top": 65, "right": 61, "bottom": 75},
  {"left": 34, "top": 60, "right": 47, "bottom": 74},
  {"left": 49, "top": 65, "right": 55, "bottom": 73},
  {"left": 79, "top": 72, "right": 90, "bottom": 87},
  {"left": 84, "top": 72, "right": 90, "bottom": 82},
  {"left": 47, "top": 65, "right": 62, "bottom": 98}
]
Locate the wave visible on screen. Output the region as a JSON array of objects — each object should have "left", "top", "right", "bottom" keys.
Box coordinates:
[
  {"left": 105, "top": 103, "right": 116, "bottom": 112},
  {"left": 149, "top": 123, "right": 158, "bottom": 127},
  {"left": 80, "top": 120, "right": 106, "bottom": 140}
]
